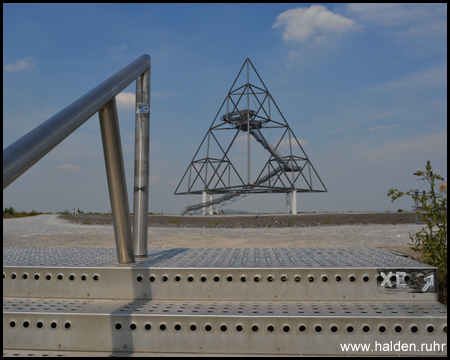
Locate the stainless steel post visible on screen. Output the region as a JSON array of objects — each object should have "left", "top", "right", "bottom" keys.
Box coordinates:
[
  {"left": 133, "top": 68, "right": 151, "bottom": 257},
  {"left": 3, "top": 55, "right": 150, "bottom": 190},
  {"left": 99, "top": 97, "right": 135, "bottom": 264},
  {"left": 247, "top": 59, "right": 250, "bottom": 185}
]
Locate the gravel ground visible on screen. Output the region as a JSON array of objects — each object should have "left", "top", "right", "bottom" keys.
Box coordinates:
[{"left": 3, "top": 214, "right": 426, "bottom": 259}]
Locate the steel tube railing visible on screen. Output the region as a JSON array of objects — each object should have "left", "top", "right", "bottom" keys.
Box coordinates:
[
  {"left": 3, "top": 54, "right": 150, "bottom": 190},
  {"left": 133, "top": 69, "right": 151, "bottom": 257},
  {"left": 99, "top": 97, "right": 135, "bottom": 263},
  {"left": 3, "top": 54, "right": 151, "bottom": 264}
]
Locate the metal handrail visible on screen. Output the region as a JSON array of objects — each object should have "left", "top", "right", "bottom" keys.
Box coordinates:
[{"left": 3, "top": 54, "right": 151, "bottom": 264}]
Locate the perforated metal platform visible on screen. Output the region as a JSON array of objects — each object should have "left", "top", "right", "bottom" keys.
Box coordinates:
[
  {"left": 3, "top": 247, "right": 447, "bottom": 356},
  {"left": 2, "top": 246, "right": 431, "bottom": 268}
]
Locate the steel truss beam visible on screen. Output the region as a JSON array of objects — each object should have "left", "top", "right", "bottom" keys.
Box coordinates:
[{"left": 175, "top": 58, "right": 327, "bottom": 215}]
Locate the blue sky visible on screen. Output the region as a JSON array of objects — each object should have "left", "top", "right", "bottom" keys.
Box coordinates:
[{"left": 3, "top": 3, "right": 447, "bottom": 214}]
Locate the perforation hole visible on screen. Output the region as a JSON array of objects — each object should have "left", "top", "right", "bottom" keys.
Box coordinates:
[
  {"left": 190, "top": 324, "right": 197, "bottom": 331},
  {"left": 34, "top": 274, "right": 40, "bottom": 280},
  {"left": 46, "top": 274, "right": 52, "bottom": 281},
  {"left": 347, "top": 325, "right": 354, "bottom": 333},
  {"left": 395, "top": 325, "right": 402, "bottom": 333},
  {"left": 427, "top": 325, "right": 434, "bottom": 333},
  {"left": 93, "top": 274, "right": 99, "bottom": 281},
  {"left": 80, "top": 275, "right": 87, "bottom": 281},
  {"left": 220, "top": 325, "right": 227, "bottom": 332},
  {"left": 69, "top": 274, "right": 75, "bottom": 281},
  {"left": 213, "top": 276, "right": 220, "bottom": 282},
  {"left": 294, "top": 275, "right": 301, "bottom": 282},
  {"left": 240, "top": 276, "right": 247, "bottom": 283},
  {"left": 335, "top": 275, "right": 342, "bottom": 282},
  {"left": 349, "top": 275, "right": 356, "bottom": 283},
  {"left": 22, "top": 273, "right": 28, "bottom": 280},
  {"left": 37, "top": 322, "right": 43, "bottom": 329},
  {"left": 175, "top": 275, "right": 181, "bottom": 282},
  {"left": 299, "top": 325, "right": 306, "bottom": 332},
  {"left": 149, "top": 275, "right": 155, "bottom": 282},
  {"left": 443, "top": 326, "right": 447, "bottom": 333},
  {"left": 174, "top": 324, "right": 181, "bottom": 331},
  {"left": 57, "top": 274, "right": 63, "bottom": 281},
  {"left": 200, "top": 276, "right": 207, "bottom": 283},
  {"left": 226, "top": 276, "right": 233, "bottom": 282},
  {"left": 331, "top": 325, "right": 338, "bottom": 333},
  {"left": 410, "top": 325, "right": 418, "bottom": 333},
  {"left": 9, "top": 321, "right": 16, "bottom": 328},
  {"left": 205, "top": 325, "right": 212, "bottom": 332},
  {"left": 363, "top": 276, "right": 370, "bottom": 282},
  {"left": 254, "top": 276, "right": 260, "bottom": 282},
  {"left": 267, "top": 325, "right": 274, "bottom": 332},
  {"left": 379, "top": 325, "right": 386, "bottom": 333},
  {"left": 159, "top": 324, "right": 166, "bottom": 331},
  {"left": 315, "top": 325, "right": 322, "bottom": 333},
  {"left": 280, "top": 275, "right": 287, "bottom": 282},
  {"left": 162, "top": 275, "right": 168, "bottom": 282},
  {"left": 252, "top": 325, "right": 259, "bottom": 332},
  {"left": 50, "top": 322, "right": 57, "bottom": 329},
  {"left": 144, "top": 324, "right": 151, "bottom": 331},
  {"left": 11, "top": 273, "right": 17, "bottom": 280},
  {"left": 321, "top": 276, "right": 328, "bottom": 283},
  {"left": 236, "top": 325, "right": 243, "bottom": 332},
  {"left": 130, "top": 323, "right": 137, "bottom": 331},
  {"left": 64, "top": 322, "right": 71, "bottom": 330},
  {"left": 283, "top": 325, "right": 291, "bottom": 333},
  {"left": 188, "top": 276, "right": 194, "bottom": 283},
  {"left": 363, "top": 325, "right": 370, "bottom": 333},
  {"left": 115, "top": 323, "right": 122, "bottom": 330},
  {"left": 23, "top": 321, "right": 30, "bottom": 328},
  {"left": 267, "top": 275, "right": 274, "bottom": 282},
  {"left": 308, "top": 276, "right": 314, "bottom": 283}
]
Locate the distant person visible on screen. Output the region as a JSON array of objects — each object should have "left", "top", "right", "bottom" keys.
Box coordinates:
[{"left": 72, "top": 208, "right": 75, "bottom": 215}]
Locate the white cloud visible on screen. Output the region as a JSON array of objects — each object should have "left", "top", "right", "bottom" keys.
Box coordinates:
[
  {"left": 3, "top": 56, "right": 37, "bottom": 71},
  {"left": 116, "top": 92, "right": 135, "bottom": 109},
  {"left": 346, "top": 3, "right": 447, "bottom": 40},
  {"left": 277, "top": 138, "right": 309, "bottom": 150},
  {"left": 361, "top": 131, "right": 447, "bottom": 161},
  {"left": 273, "top": 5, "right": 356, "bottom": 42},
  {"left": 149, "top": 174, "right": 160, "bottom": 184},
  {"left": 56, "top": 163, "right": 81, "bottom": 172},
  {"left": 329, "top": 171, "right": 339, "bottom": 178},
  {"left": 369, "top": 124, "right": 400, "bottom": 132},
  {"left": 371, "top": 65, "right": 447, "bottom": 92}
]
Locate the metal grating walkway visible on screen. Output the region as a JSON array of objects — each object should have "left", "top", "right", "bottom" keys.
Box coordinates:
[
  {"left": 2, "top": 247, "right": 429, "bottom": 268},
  {"left": 3, "top": 247, "right": 447, "bottom": 356}
]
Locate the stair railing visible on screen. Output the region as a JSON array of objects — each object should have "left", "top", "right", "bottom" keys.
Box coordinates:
[{"left": 3, "top": 54, "right": 151, "bottom": 264}]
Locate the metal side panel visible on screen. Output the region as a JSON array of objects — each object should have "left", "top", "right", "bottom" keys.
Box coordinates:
[
  {"left": 3, "top": 247, "right": 438, "bottom": 301},
  {"left": 3, "top": 299, "right": 447, "bottom": 355},
  {"left": 3, "top": 266, "right": 438, "bottom": 302}
]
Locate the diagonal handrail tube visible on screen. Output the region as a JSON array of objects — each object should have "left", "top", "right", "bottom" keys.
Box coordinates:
[
  {"left": 3, "top": 54, "right": 151, "bottom": 264},
  {"left": 3, "top": 54, "right": 150, "bottom": 189}
]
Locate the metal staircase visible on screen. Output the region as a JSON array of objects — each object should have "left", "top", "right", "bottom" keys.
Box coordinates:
[
  {"left": 181, "top": 126, "right": 298, "bottom": 215},
  {"left": 3, "top": 246, "right": 447, "bottom": 356}
]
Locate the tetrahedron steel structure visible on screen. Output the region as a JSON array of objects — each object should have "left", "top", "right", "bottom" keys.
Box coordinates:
[{"left": 175, "top": 58, "right": 326, "bottom": 214}]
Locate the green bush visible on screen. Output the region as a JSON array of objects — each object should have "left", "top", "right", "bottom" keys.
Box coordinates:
[
  {"left": 3, "top": 206, "right": 16, "bottom": 216},
  {"left": 388, "top": 161, "right": 447, "bottom": 305}
]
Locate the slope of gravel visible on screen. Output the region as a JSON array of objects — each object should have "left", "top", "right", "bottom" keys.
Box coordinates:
[{"left": 3, "top": 214, "right": 425, "bottom": 257}]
